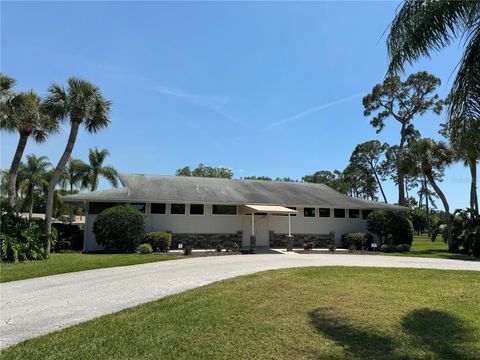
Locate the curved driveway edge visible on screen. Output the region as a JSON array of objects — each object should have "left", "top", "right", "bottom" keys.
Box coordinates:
[{"left": 1, "top": 254, "right": 479, "bottom": 349}]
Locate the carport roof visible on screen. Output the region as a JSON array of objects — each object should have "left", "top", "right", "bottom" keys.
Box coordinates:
[{"left": 62, "top": 174, "right": 408, "bottom": 211}]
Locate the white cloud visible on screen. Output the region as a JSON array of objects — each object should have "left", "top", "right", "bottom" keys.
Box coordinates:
[
  {"left": 264, "top": 92, "right": 363, "bottom": 130},
  {"left": 150, "top": 83, "right": 244, "bottom": 127}
]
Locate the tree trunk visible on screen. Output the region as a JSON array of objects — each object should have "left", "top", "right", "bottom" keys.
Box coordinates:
[
  {"left": 425, "top": 172, "right": 452, "bottom": 251},
  {"left": 45, "top": 120, "right": 81, "bottom": 254},
  {"left": 8, "top": 133, "right": 29, "bottom": 208},
  {"left": 469, "top": 159, "right": 478, "bottom": 212},
  {"left": 424, "top": 176, "right": 431, "bottom": 237},
  {"left": 370, "top": 161, "right": 388, "bottom": 203},
  {"left": 69, "top": 184, "right": 74, "bottom": 225},
  {"left": 29, "top": 185, "right": 34, "bottom": 221}
]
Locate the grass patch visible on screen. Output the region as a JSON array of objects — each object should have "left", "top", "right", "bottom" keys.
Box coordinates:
[
  {"left": 0, "top": 253, "right": 177, "bottom": 283},
  {"left": 2, "top": 267, "right": 479, "bottom": 359},
  {"left": 388, "top": 235, "right": 478, "bottom": 260}
]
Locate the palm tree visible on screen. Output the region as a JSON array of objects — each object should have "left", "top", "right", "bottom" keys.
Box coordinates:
[
  {"left": 61, "top": 158, "right": 89, "bottom": 224},
  {"left": 62, "top": 158, "right": 89, "bottom": 193},
  {"left": 408, "top": 139, "right": 455, "bottom": 250},
  {"left": 82, "top": 147, "right": 119, "bottom": 191},
  {"left": 1, "top": 91, "right": 58, "bottom": 209},
  {"left": 19, "top": 154, "right": 51, "bottom": 220},
  {"left": 442, "top": 117, "right": 479, "bottom": 212},
  {"left": 0, "top": 73, "right": 16, "bottom": 104},
  {"left": 387, "top": 1, "right": 480, "bottom": 208},
  {"left": 43, "top": 78, "right": 111, "bottom": 253}
]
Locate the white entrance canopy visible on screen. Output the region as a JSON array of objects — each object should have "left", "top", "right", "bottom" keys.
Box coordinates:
[
  {"left": 243, "top": 205, "right": 298, "bottom": 214},
  {"left": 243, "top": 205, "right": 297, "bottom": 240}
]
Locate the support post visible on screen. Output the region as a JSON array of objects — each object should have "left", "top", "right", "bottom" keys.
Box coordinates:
[{"left": 286, "top": 213, "right": 293, "bottom": 251}]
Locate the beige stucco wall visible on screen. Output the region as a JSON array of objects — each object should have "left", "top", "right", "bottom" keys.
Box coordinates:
[{"left": 83, "top": 202, "right": 370, "bottom": 251}]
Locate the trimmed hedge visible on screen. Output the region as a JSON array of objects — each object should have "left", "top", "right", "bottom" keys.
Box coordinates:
[
  {"left": 144, "top": 232, "right": 172, "bottom": 252},
  {"left": 93, "top": 205, "right": 144, "bottom": 251},
  {"left": 137, "top": 243, "right": 153, "bottom": 254},
  {"left": 343, "top": 232, "right": 373, "bottom": 250}
]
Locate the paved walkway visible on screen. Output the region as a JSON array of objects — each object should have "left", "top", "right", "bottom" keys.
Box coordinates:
[{"left": 1, "top": 254, "right": 479, "bottom": 349}]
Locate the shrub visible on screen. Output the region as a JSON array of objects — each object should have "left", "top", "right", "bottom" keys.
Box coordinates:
[
  {"left": 366, "top": 210, "right": 388, "bottom": 242},
  {"left": 183, "top": 246, "right": 192, "bottom": 255},
  {"left": 303, "top": 242, "right": 314, "bottom": 251},
  {"left": 386, "top": 212, "right": 414, "bottom": 246},
  {"left": 366, "top": 210, "right": 414, "bottom": 246},
  {"left": 328, "top": 243, "right": 336, "bottom": 252},
  {"left": 0, "top": 209, "right": 54, "bottom": 262},
  {"left": 137, "top": 243, "right": 153, "bottom": 254},
  {"left": 451, "top": 209, "right": 480, "bottom": 256},
  {"left": 343, "top": 232, "right": 372, "bottom": 250},
  {"left": 93, "top": 205, "right": 144, "bottom": 251},
  {"left": 216, "top": 242, "right": 223, "bottom": 252},
  {"left": 144, "top": 232, "right": 172, "bottom": 252}
]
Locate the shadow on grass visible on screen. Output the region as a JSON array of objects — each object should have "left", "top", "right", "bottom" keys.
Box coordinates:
[{"left": 309, "top": 307, "right": 472, "bottom": 359}]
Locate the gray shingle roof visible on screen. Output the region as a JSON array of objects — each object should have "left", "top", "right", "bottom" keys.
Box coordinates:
[{"left": 62, "top": 174, "right": 408, "bottom": 211}]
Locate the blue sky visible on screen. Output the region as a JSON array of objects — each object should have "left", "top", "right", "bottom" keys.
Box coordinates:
[{"left": 1, "top": 1, "right": 469, "bottom": 209}]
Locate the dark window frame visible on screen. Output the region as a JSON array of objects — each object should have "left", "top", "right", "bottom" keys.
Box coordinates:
[
  {"left": 304, "top": 207, "right": 316, "bottom": 217},
  {"left": 189, "top": 204, "right": 204, "bottom": 215},
  {"left": 212, "top": 204, "right": 237, "bottom": 215},
  {"left": 151, "top": 203, "right": 166, "bottom": 214},
  {"left": 318, "top": 208, "right": 331, "bottom": 218},
  {"left": 89, "top": 202, "right": 124, "bottom": 215},
  {"left": 349, "top": 209, "right": 360, "bottom": 219},
  {"left": 171, "top": 203, "right": 186, "bottom": 215},
  {"left": 130, "top": 203, "right": 146, "bottom": 214}
]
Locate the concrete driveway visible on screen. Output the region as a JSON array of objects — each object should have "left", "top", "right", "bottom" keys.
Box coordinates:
[{"left": 1, "top": 253, "right": 479, "bottom": 349}]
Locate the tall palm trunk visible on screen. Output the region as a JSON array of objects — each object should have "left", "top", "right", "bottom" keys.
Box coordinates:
[
  {"left": 8, "top": 132, "right": 28, "bottom": 208},
  {"left": 397, "top": 126, "right": 407, "bottom": 206},
  {"left": 29, "top": 184, "right": 34, "bottom": 220},
  {"left": 45, "top": 120, "right": 80, "bottom": 254},
  {"left": 425, "top": 171, "right": 453, "bottom": 251},
  {"left": 423, "top": 176, "right": 431, "bottom": 237},
  {"left": 69, "top": 183, "right": 74, "bottom": 225},
  {"left": 469, "top": 159, "right": 478, "bottom": 212}
]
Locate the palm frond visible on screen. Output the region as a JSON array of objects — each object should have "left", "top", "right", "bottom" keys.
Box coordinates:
[{"left": 387, "top": 1, "right": 475, "bottom": 74}]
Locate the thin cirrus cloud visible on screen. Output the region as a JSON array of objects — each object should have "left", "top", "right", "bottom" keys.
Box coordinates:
[
  {"left": 263, "top": 92, "right": 364, "bottom": 131},
  {"left": 150, "top": 83, "right": 244, "bottom": 127}
]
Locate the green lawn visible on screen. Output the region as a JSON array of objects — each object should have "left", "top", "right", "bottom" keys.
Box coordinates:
[
  {"left": 0, "top": 253, "right": 177, "bottom": 283},
  {"left": 2, "top": 267, "right": 479, "bottom": 360},
  {"left": 388, "top": 235, "right": 478, "bottom": 260}
]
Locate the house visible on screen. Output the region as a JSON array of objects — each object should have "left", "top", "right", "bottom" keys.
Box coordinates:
[{"left": 62, "top": 174, "right": 407, "bottom": 252}]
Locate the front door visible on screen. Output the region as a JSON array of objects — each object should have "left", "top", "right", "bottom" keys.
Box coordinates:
[{"left": 255, "top": 215, "right": 269, "bottom": 247}]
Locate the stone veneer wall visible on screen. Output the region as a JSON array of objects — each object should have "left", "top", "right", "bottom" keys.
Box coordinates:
[
  {"left": 171, "top": 232, "right": 242, "bottom": 249},
  {"left": 269, "top": 231, "right": 334, "bottom": 248}
]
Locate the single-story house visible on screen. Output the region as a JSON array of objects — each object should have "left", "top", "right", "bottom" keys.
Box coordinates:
[{"left": 62, "top": 174, "right": 407, "bottom": 252}]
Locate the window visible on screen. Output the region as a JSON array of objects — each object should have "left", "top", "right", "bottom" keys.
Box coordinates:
[
  {"left": 151, "top": 203, "right": 166, "bottom": 214},
  {"left": 171, "top": 203, "right": 185, "bottom": 215},
  {"left": 130, "top": 203, "right": 146, "bottom": 213},
  {"left": 349, "top": 209, "right": 360, "bottom": 219},
  {"left": 334, "top": 208, "right": 346, "bottom": 218},
  {"left": 89, "top": 202, "right": 123, "bottom": 214},
  {"left": 288, "top": 207, "right": 297, "bottom": 216},
  {"left": 304, "top": 207, "right": 316, "bottom": 217},
  {"left": 319, "top": 208, "right": 331, "bottom": 218},
  {"left": 190, "top": 204, "right": 204, "bottom": 215},
  {"left": 362, "top": 210, "right": 373, "bottom": 220},
  {"left": 212, "top": 205, "right": 237, "bottom": 215}
]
